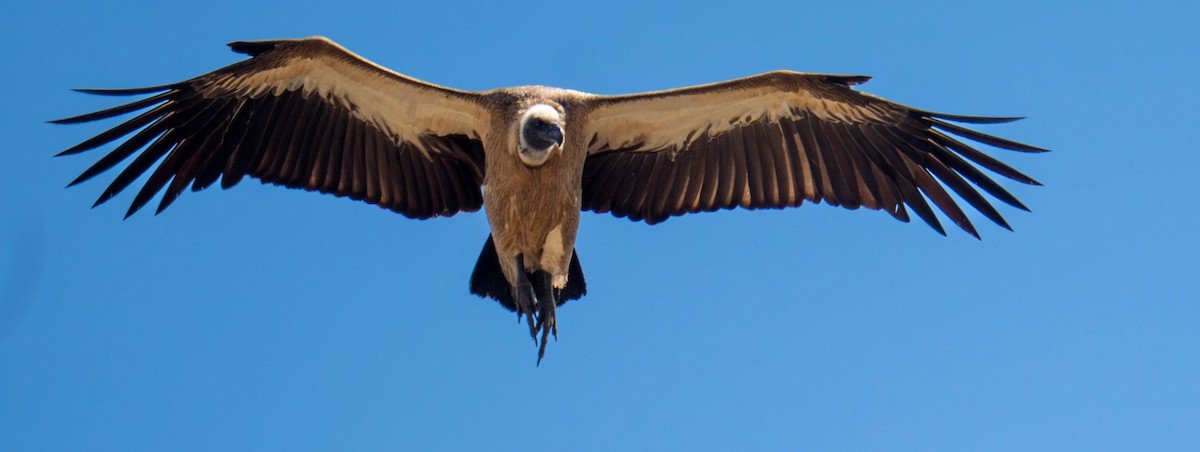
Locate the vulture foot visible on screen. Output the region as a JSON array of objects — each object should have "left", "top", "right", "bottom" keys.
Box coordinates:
[
  {"left": 533, "top": 271, "right": 558, "bottom": 365},
  {"left": 513, "top": 256, "right": 538, "bottom": 342}
]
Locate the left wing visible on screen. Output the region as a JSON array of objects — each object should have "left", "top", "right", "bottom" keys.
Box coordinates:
[
  {"left": 579, "top": 71, "right": 1045, "bottom": 237},
  {"left": 53, "top": 36, "right": 490, "bottom": 219}
]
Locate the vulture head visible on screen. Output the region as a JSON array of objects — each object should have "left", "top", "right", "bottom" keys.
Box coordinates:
[{"left": 517, "top": 103, "right": 565, "bottom": 167}]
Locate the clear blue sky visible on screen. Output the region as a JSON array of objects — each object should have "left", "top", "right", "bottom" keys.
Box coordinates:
[{"left": 1, "top": 1, "right": 1197, "bottom": 450}]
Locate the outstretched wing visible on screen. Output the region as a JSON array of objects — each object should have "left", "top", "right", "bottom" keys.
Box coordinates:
[
  {"left": 579, "top": 71, "right": 1045, "bottom": 237},
  {"left": 54, "top": 36, "right": 491, "bottom": 219}
]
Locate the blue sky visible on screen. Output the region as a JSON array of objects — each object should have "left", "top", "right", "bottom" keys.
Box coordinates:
[{"left": 1, "top": 1, "right": 1197, "bottom": 450}]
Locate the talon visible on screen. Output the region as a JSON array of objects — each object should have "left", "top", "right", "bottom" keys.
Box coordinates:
[
  {"left": 515, "top": 283, "right": 537, "bottom": 339},
  {"left": 537, "top": 324, "right": 550, "bottom": 365},
  {"left": 533, "top": 270, "right": 558, "bottom": 364},
  {"left": 526, "top": 313, "right": 536, "bottom": 341},
  {"left": 511, "top": 255, "right": 539, "bottom": 341}
]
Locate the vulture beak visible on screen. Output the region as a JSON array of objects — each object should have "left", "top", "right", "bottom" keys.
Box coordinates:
[{"left": 547, "top": 125, "right": 564, "bottom": 147}]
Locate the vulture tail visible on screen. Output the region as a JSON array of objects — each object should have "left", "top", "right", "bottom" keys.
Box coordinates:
[{"left": 469, "top": 235, "right": 586, "bottom": 311}]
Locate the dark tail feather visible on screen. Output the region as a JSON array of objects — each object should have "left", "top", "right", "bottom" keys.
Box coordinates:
[
  {"left": 469, "top": 235, "right": 587, "bottom": 311},
  {"left": 470, "top": 235, "right": 517, "bottom": 311},
  {"left": 558, "top": 247, "right": 587, "bottom": 303}
]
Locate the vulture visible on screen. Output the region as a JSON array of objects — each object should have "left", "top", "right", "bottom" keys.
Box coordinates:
[{"left": 54, "top": 37, "right": 1045, "bottom": 363}]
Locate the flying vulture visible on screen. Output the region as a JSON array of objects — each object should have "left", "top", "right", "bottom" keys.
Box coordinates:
[{"left": 54, "top": 37, "right": 1045, "bottom": 362}]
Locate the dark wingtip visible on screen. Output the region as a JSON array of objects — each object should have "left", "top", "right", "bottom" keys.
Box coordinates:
[
  {"left": 922, "top": 111, "right": 1026, "bottom": 124},
  {"left": 155, "top": 195, "right": 177, "bottom": 215},
  {"left": 991, "top": 215, "right": 1014, "bottom": 232},
  {"left": 70, "top": 86, "right": 173, "bottom": 96},
  {"left": 91, "top": 195, "right": 110, "bottom": 209},
  {"left": 914, "top": 206, "right": 948, "bottom": 237},
  {"left": 228, "top": 40, "right": 279, "bottom": 57},
  {"left": 943, "top": 216, "right": 980, "bottom": 239},
  {"left": 1010, "top": 198, "right": 1032, "bottom": 212},
  {"left": 827, "top": 74, "right": 872, "bottom": 86},
  {"left": 65, "top": 173, "right": 90, "bottom": 188},
  {"left": 961, "top": 223, "right": 980, "bottom": 240},
  {"left": 930, "top": 118, "right": 1050, "bottom": 153},
  {"left": 124, "top": 198, "right": 149, "bottom": 219}
]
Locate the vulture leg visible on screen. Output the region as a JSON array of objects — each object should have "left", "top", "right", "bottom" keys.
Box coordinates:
[
  {"left": 533, "top": 270, "right": 557, "bottom": 365},
  {"left": 512, "top": 255, "right": 537, "bottom": 341}
]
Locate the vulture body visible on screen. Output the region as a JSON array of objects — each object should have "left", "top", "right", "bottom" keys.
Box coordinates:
[{"left": 54, "top": 37, "right": 1045, "bottom": 362}]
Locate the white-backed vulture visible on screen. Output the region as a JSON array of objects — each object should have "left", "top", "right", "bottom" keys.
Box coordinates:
[{"left": 54, "top": 37, "right": 1045, "bottom": 362}]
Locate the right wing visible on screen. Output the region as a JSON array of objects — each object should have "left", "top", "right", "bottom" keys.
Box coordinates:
[{"left": 54, "top": 36, "right": 491, "bottom": 219}]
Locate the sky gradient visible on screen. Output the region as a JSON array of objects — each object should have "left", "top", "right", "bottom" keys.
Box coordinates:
[{"left": 2, "top": 1, "right": 1197, "bottom": 450}]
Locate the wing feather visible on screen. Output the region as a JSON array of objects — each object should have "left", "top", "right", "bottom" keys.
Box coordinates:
[
  {"left": 54, "top": 36, "right": 488, "bottom": 219},
  {"left": 580, "top": 71, "right": 1043, "bottom": 237}
]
